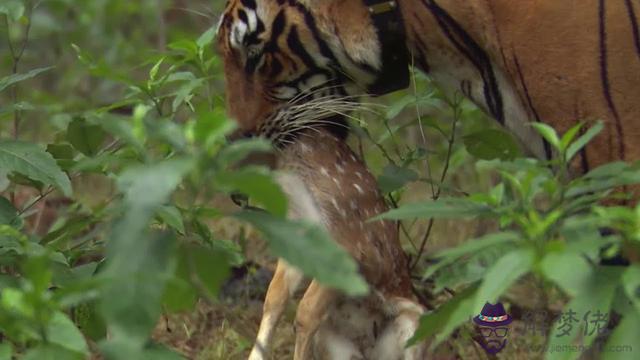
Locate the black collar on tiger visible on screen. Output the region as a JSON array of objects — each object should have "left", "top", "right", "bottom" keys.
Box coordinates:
[{"left": 363, "top": 0, "right": 410, "bottom": 96}]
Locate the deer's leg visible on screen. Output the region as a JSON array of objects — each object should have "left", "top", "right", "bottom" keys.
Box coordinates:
[
  {"left": 249, "top": 260, "right": 304, "bottom": 360},
  {"left": 372, "top": 297, "right": 426, "bottom": 360},
  {"left": 314, "top": 324, "right": 364, "bottom": 360},
  {"left": 293, "top": 280, "right": 338, "bottom": 360}
]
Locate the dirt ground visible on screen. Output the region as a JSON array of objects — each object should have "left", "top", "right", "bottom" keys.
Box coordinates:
[{"left": 150, "top": 215, "right": 567, "bottom": 360}]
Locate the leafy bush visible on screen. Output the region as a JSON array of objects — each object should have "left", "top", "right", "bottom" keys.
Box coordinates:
[
  {"left": 378, "top": 122, "right": 640, "bottom": 360},
  {"left": 1, "top": 2, "right": 364, "bottom": 358}
]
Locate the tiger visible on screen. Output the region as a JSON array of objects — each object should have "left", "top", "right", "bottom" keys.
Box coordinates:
[
  {"left": 215, "top": 0, "right": 640, "bottom": 358},
  {"left": 216, "top": 0, "right": 640, "bottom": 174}
]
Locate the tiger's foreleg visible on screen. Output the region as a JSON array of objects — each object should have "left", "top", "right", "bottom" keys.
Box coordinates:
[{"left": 248, "top": 260, "right": 304, "bottom": 360}]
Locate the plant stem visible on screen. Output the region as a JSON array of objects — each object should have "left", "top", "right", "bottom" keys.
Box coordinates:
[
  {"left": 4, "top": 6, "right": 34, "bottom": 140},
  {"left": 410, "top": 97, "right": 460, "bottom": 270},
  {"left": 410, "top": 56, "right": 436, "bottom": 199}
]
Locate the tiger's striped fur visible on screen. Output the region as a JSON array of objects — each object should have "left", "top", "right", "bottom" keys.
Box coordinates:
[
  {"left": 217, "top": 0, "right": 640, "bottom": 173},
  {"left": 217, "top": 1, "right": 640, "bottom": 357}
]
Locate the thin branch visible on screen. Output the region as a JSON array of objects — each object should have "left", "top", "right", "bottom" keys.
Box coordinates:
[
  {"left": 18, "top": 186, "right": 55, "bottom": 216},
  {"left": 410, "top": 98, "right": 460, "bottom": 270},
  {"left": 388, "top": 194, "right": 418, "bottom": 252},
  {"left": 411, "top": 218, "right": 435, "bottom": 270},
  {"left": 410, "top": 54, "right": 436, "bottom": 198},
  {"left": 5, "top": 5, "right": 34, "bottom": 140}
]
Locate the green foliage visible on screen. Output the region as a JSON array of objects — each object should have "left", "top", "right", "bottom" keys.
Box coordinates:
[
  {"left": 0, "top": 67, "right": 53, "bottom": 93},
  {"left": 0, "top": 2, "right": 365, "bottom": 358},
  {"left": 65, "top": 118, "right": 107, "bottom": 157},
  {"left": 463, "top": 128, "right": 521, "bottom": 160},
  {"left": 386, "top": 123, "right": 640, "bottom": 359},
  {"left": 0, "top": 141, "right": 72, "bottom": 196},
  {"left": 237, "top": 211, "right": 369, "bottom": 296}
]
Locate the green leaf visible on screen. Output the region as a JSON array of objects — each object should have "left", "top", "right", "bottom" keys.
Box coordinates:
[
  {"left": 215, "top": 168, "right": 287, "bottom": 217},
  {"left": 622, "top": 265, "right": 640, "bottom": 314},
  {"left": 463, "top": 129, "right": 521, "bottom": 160},
  {"left": 168, "top": 39, "right": 198, "bottom": 59},
  {"left": 100, "top": 231, "right": 177, "bottom": 350},
  {"left": 211, "top": 239, "right": 244, "bottom": 267},
  {"left": 162, "top": 250, "right": 198, "bottom": 313},
  {"left": 156, "top": 205, "right": 185, "bottom": 233},
  {"left": 0, "top": 0, "right": 24, "bottom": 21},
  {"left": 0, "top": 67, "right": 54, "bottom": 93},
  {"left": 473, "top": 247, "right": 535, "bottom": 311},
  {"left": 0, "top": 140, "right": 72, "bottom": 196},
  {"left": 0, "top": 343, "right": 11, "bottom": 360},
  {"left": 559, "top": 122, "right": 583, "bottom": 151},
  {"left": 171, "top": 78, "right": 204, "bottom": 112},
  {"left": 531, "top": 123, "right": 560, "bottom": 150},
  {"left": 566, "top": 121, "right": 604, "bottom": 161},
  {"left": 567, "top": 164, "right": 640, "bottom": 197},
  {"left": 0, "top": 196, "right": 19, "bottom": 227},
  {"left": 408, "top": 285, "right": 478, "bottom": 347},
  {"left": 66, "top": 117, "right": 107, "bottom": 157},
  {"left": 0, "top": 169, "right": 8, "bottom": 192},
  {"left": 46, "top": 143, "right": 76, "bottom": 170},
  {"left": 148, "top": 57, "right": 164, "bottom": 83},
  {"left": 437, "top": 231, "right": 519, "bottom": 261},
  {"left": 22, "top": 344, "right": 83, "bottom": 360},
  {"left": 46, "top": 311, "right": 89, "bottom": 356},
  {"left": 424, "top": 232, "right": 519, "bottom": 279},
  {"left": 236, "top": 211, "right": 368, "bottom": 296},
  {"left": 97, "top": 114, "right": 144, "bottom": 151},
  {"left": 101, "top": 342, "right": 183, "bottom": 360},
  {"left": 73, "top": 302, "right": 106, "bottom": 341},
  {"left": 145, "top": 117, "right": 188, "bottom": 151},
  {"left": 540, "top": 252, "right": 594, "bottom": 297},
  {"left": 0, "top": 101, "right": 35, "bottom": 116},
  {"left": 100, "top": 159, "right": 194, "bottom": 349},
  {"left": 183, "top": 243, "right": 230, "bottom": 298},
  {"left": 385, "top": 94, "right": 414, "bottom": 119},
  {"left": 117, "top": 158, "right": 194, "bottom": 210},
  {"left": 197, "top": 25, "right": 218, "bottom": 49},
  {"left": 217, "top": 138, "right": 273, "bottom": 167},
  {"left": 191, "top": 109, "right": 235, "bottom": 148},
  {"left": 601, "top": 309, "right": 639, "bottom": 360},
  {"left": 373, "top": 197, "right": 493, "bottom": 221},
  {"left": 377, "top": 164, "right": 419, "bottom": 193},
  {"left": 584, "top": 161, "right": 630, "bottom": 179},
  {"left": 545, "top": 267, "right": 621, "bottom": 360}
]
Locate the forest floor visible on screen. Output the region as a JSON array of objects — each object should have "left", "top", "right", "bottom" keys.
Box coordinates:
[
  {"left": 150, "top": 271, "right": 561, "bottom": 360},
  {"left": 148, "top": 209, "right": 563, "bottom": 360}
]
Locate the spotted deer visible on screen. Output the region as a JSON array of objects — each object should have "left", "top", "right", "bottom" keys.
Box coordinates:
[{"left": 248, "top": 129, "right": 427, "bottom": 360}]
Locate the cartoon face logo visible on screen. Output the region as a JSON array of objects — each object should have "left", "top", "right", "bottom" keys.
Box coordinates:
[{"left": 473, "top": 302, "right": 512, "bottom": 355}]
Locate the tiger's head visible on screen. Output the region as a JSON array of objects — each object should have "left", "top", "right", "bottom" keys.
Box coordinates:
[{"left": 216, "top": 0, "right": 396, "bottom": 144}]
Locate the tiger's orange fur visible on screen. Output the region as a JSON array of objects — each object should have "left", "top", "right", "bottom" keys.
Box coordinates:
[
  {"left": 216, "top": 0, "right": 640, "bottom": 357},
  {"left": 217, "top": 0, "right": 640, "bottom": 172}
]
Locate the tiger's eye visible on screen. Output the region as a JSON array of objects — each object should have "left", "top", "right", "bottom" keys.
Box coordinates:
[{"left": 247, "top": 45, "right": 262, "bottom": 59}]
